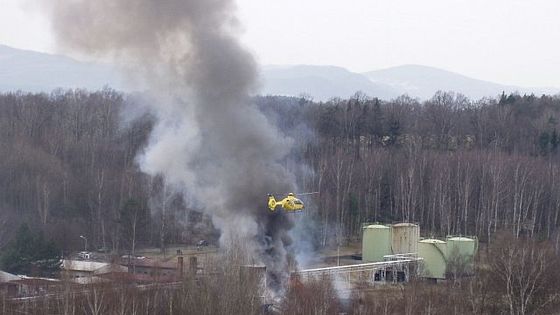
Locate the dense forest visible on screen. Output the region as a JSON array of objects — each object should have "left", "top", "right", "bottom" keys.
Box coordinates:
[{"left": 1, "top": 89, "right": 560, "bottom": 254}]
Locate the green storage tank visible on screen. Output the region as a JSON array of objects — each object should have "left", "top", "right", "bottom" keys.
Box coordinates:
[
  {"left": 418, "top": 239, "right": 447, "bottom": 279},
  {"left": 446, "top": 236, "right": 477, "bottom": 274},
  {"left": 362, "top": 224, "right": 392, "bottom": 262},
  {"left": 446, "top": 236, "right": 477, "bottom": 258}
]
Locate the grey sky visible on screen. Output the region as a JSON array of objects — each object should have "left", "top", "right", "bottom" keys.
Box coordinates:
[{"left": 1, "top": 0, "right": 559, "bottom": 87}]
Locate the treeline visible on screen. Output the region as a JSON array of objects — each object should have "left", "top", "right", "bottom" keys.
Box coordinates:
[{"left": 1, "top": 89, "right": 560, "bottom": 253}]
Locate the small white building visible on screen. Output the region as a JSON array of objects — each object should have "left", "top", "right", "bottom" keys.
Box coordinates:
[{"left": 61, "top": 260, "right": 113, "bottom": 279}]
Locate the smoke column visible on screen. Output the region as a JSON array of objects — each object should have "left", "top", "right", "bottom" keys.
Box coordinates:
[{"left": 42, "top": 0, "right": 296, "bottom": 292}]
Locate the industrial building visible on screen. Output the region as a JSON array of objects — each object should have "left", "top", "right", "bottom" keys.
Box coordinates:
[{"left": 362, "top": 223, "right": 477, "bottom": 280}]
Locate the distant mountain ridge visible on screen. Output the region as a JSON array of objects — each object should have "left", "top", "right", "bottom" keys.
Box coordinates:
[
  {"left": 363, "top": 64, "right": 558, "bottom": 100},
  {"left": 0, "top": 44, "right": 557, "bottom": 100},
  {"left": 0, "top": 44, "right": 124, "bottom": 92},
  {"left": 260, "top": 65, "right": 400, "bottom": 101},
  {"left": 261, "top": 64, "right": 558, "bottom": 101}
]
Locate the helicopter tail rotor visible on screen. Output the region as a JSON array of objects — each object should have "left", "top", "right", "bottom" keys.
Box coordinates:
[{"left": 268, "top": 194, "right": 277, "bottom": 211}]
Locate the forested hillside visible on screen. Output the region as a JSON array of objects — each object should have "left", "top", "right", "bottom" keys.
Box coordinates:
[
  {"left": 262, "top": 92, "right": 560, "bottom": 246},
  {"left": 1, "top": 89, "right": 560, "bottom": 253}
]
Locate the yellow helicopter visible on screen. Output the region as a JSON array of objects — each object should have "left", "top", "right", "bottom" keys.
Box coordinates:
[{"left": 267, "top": 192, "right": 318, "bottom": 213}]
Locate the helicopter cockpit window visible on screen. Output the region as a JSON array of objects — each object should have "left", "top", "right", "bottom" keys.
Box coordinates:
[{"left": 294, "top": 200, "right": 303, "bottom": 205}]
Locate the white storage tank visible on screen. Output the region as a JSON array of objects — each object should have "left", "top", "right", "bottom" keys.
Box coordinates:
[{"left": 391, "top": 223, "right": 419, "bottom": 254}]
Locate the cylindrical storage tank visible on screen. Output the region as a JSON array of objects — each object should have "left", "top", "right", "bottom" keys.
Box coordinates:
[
  {"left": 446, "top": 237, "right": 477, "bottom": 275},
  {"left": 362, "top": 224, "right": 392, "bottom": 262},
  {"left": 446, "top": 237, "right": 477, "bottom": 259},
  {"left": 391, "top": 223, "right": 420, "bottom": 254},
  {"left": 418, "top": 239, "right": 447, "bottom": 279}
]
